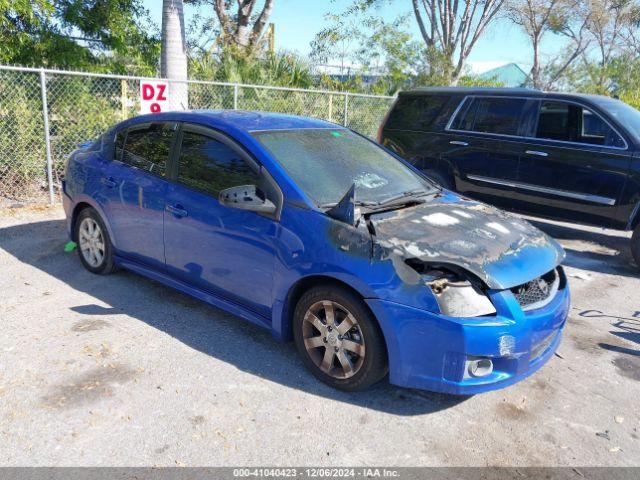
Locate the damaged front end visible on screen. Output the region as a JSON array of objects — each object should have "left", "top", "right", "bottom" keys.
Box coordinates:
[
  {"left": 319, "top": 186, "right": 569, "bottom": 394},
  {"left": 409, "top": 261, "right": 496, "bottom": 318},
  {"left": 324, "top": 189, "right": 566, "bottom": 318}
]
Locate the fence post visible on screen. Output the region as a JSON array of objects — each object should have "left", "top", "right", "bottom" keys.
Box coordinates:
[
  {"left": 40, "top": 69, "right": 55, "bottom": 206},
  {"left": 233, "top": 84, "right": 239, "bottom": 110},
  {"left": 343, "top": 92, "right": 349, "bottom": 126},
  {"left": 120, "top": 79, "right": 127, "bottom": 120}
]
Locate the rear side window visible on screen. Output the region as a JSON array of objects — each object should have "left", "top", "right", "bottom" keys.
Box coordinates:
[
  {"left": 121, "top": 123, "right": 175, "bottom": 176},
  {"left": 177, "top": 131, "right": 260, "bottom": 197},
  {"left": 450, "top": 97, "right": 527, "bottom": 136},
  {"left": 385, "top": 94, "right": 456, "bottom": 131},
  {"left": 535, "top": 100, "right": 625, "bottom": 148}
]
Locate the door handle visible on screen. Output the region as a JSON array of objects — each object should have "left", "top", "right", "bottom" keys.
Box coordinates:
[
  {"left": 525, "top": 150, "right": 549, "bottom": 157},
  {"left": 449, "top": 140, "right": 469, "bottom": 146},
  {"left": 166, "top": 204, "right": 188, "bottom": 217},
  {"left": 101, "top": 177, "right": 117, "bottom": 188}
]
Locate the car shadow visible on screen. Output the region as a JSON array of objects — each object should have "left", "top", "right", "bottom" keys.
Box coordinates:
[
  {"left": 1, "top": 219, "right": 468, "bottom": 416},
  {"left": 526, "top": 218, "right": 638, "bottom": 277}
]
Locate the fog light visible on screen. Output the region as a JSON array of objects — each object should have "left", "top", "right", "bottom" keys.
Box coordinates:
[{"left": 466, "top": 357, "right": 493, "bottom": 378}]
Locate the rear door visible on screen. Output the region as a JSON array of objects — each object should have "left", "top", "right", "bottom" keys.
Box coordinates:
[
  {"left": 442, "top": 96, "right": 531, "bottom": 209},
  {"left": 514, "top": 99, "right": 632, "bottom": 226},
  {"left": 100, "top": 122, "right": 176, "bottom": 269},
  {"left": 379, "top": 93, "right": 459, "bottom": 176}
]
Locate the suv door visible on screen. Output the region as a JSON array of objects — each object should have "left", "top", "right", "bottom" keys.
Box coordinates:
[
  {"left": 379, "top": 93, "right": 459, "bottom": 181},
  {"left": 100, "top": 122, "right": 176, "bottom": 269},
  {"left": 514, "top": 99, "right": 632, "bottom": 226},
  {"left": 163, "top": 124, "right": 280, "bottom": 320},
  {"left": 443, "top": 96, "right": 532, "bottom": 209}
]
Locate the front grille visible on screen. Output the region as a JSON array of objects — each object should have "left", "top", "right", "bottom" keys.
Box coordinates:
[{"left": 511, "top": 269, "right": 559, "bottom": 311}]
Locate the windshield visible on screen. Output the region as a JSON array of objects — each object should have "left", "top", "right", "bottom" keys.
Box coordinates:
[
  {"left": 252, "top": 128, "right": 435, "bottom": 206},
  {"left": 592, "top": 97, "right": 640, "bottom": 144}
]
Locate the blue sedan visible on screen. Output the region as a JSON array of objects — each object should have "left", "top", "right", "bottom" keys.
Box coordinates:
[{"left": 62, "top": 110, "right": 569, "bottom": 394}]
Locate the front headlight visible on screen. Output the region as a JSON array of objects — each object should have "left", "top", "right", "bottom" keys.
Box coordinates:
[{"left": 424, "top": 270, "right": 496, "bottom": 317}]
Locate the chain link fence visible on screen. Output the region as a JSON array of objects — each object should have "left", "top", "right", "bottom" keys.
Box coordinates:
[{"left": 0, "top": 65, "right": 394, "bottom": 206}]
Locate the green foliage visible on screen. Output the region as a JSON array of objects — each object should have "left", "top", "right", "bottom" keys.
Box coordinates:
[
  {"left": 564, "top": 55, "right": 640, "bottom": 109},
  {"left": 0, "top": 70, "right": 46, "bottom": 199},
  {"left": 1, "top": 0, "right": 159, "bottom": 74},
  {"left": 191, "top": 50, "right": 314, "bottom": 88},
  {"left": 311, "top": 2, "right": 432, "bottom": 95}
]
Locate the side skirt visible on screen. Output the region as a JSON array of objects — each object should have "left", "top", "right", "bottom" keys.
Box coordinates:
[{"left": 115, "top": 256, "right": 273, "bottom": 332}]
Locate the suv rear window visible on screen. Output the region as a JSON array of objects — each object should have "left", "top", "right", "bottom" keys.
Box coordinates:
[
  {"left": 450, "top": 97, "right": 527, "bottom": 136},
  {"left": 385, "top": 94, "right": 456, "bottom": 131}
]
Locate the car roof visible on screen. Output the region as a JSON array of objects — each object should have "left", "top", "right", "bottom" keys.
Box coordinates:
[
  {"left": 123, "top": 110, "right": 339, "bottom": 132},
  {"left": 400, "top": 87, "right": 614, "bottom": 103}
]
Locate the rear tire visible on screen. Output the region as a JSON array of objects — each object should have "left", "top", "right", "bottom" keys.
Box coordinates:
[
  {"left": 632, "top": 224, "right": 640, "bottom": 268},
  {"left": 75, "top": 208, "right": 116, "bottom": 275},
  {"left": 293, "top": 285, "right": 388, "bottom": 391}
]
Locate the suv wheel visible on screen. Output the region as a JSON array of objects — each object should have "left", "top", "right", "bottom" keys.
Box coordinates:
[
  {"left": 75, "top": 208, "right": 116, "bottom": 275},
  {"left": 632, "top": 224, "right": 640, "bottom": 268},
  {"left": 293, "top": 285, "right": 387, "bottom": 391}
]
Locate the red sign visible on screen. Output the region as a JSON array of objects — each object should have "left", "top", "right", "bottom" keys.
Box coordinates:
[{"left": 140, "top": 81, "right": 169, "bottom": 114}]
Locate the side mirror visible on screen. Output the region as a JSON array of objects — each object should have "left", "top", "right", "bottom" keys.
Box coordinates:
[{"left": 219, "top": 185, "right": 277, "bottom": 214}]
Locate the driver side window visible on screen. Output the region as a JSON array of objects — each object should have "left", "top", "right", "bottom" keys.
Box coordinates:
[{"left": 177, "top": 131, "right": 261, "bottom": 197}]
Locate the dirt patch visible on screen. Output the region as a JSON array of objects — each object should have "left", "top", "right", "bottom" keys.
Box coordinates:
[
  {"left": 41, "top": 363, "right": 137, "bottom": 409},
  {"left": 189, "top": 415, "right": 206, "bottom": 427},
  {"left": 71, "top": 319, "right": 111, "bottom": 332},
  {"left": 569, "top": 331, "right": 630, "bottom": 356},
  {"left": 612, "top": 356, "right": 640, "bottom": 381},
  {"left": 495, "top": 402, "right": 533, "bottom": 421}
]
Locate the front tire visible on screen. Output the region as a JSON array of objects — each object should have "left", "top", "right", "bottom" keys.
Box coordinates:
[
  {"left": 75, "top": 208, "right": 115, "bottom": 275},
  {"left": 632, "top": 224, "right": 640, "bottom": 268},
  {"left": 293, "top": 285, "right": 387, "bottom": 391}
]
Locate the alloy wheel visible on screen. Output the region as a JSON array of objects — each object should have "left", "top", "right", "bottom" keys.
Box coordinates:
[
  {"left": 301, "top": 300, "right": 366, "bottom": 379},
  {"left": 78, "top": 217, "right": 105, "bottom": 268}
]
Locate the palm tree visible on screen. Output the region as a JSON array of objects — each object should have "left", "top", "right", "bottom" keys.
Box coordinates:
[{"left": 161, "top": 0, "right": 188, "bottom": 110}]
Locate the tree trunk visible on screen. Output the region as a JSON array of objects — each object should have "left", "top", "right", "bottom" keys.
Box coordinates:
[
  {"left": 161, "top": 0, "right": 188, "bottom": 110},
  {"left": 531, "top": 37, "right": 540, "bottom": 89}
]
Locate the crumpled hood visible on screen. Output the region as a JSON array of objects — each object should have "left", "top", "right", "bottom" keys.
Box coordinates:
[{"left": 369, "top": 195, "right": 565, "bottom": 290}]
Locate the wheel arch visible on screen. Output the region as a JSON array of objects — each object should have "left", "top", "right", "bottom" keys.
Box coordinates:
[
  {"left": 70, "top": 197, "right": 116, "bottom": 247},
  {"left": 276, "top": 274, "right": 383, "bottom": 346},
  {"left": 70, "top": 202, "right": 93, "bottom": 241},
  {"left": 424, "top": 158, "right": 457, "bottom": 190}
]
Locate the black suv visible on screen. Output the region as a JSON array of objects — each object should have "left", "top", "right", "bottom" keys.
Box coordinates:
[{"left": 378, "top": 87, "right": 640, "bottom": 267}]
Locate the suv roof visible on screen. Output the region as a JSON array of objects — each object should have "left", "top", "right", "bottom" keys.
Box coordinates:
[{"left": 400, "top": 87, "right": 613, "bottom": 103}]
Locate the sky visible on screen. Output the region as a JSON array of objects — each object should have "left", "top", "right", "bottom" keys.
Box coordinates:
[{"left": 144, "top": 0, "right": 567, "bottom": 73}]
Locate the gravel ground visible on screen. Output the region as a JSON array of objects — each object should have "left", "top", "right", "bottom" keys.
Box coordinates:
[{"left": 0, "top": 206, "right": 639, "bottom": 466}]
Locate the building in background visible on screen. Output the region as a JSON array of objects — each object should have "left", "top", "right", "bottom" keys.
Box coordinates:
[{"left": 469, "top": 61, "right": 528, "bottom": 87}]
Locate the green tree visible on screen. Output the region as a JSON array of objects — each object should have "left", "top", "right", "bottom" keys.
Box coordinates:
[
  {"left": 186, "top": 0, "right": 275, "bottom": 58},
  {"left": 310, "top": 1, "right": 502, "bottom": 93},
  {"left": 0, "top": 0, "right": 159, "bottom": 74}
]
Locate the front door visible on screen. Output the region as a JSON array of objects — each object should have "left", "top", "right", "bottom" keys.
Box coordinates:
[
  {"left": 99, "top": 122, "right": 176, "bottom": 270},
  {"left": 515, "top": 100, "right": 632, "bottom": 226},
  {"left": 163, "top": 124, "right": 279, "bottom": 319}
]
